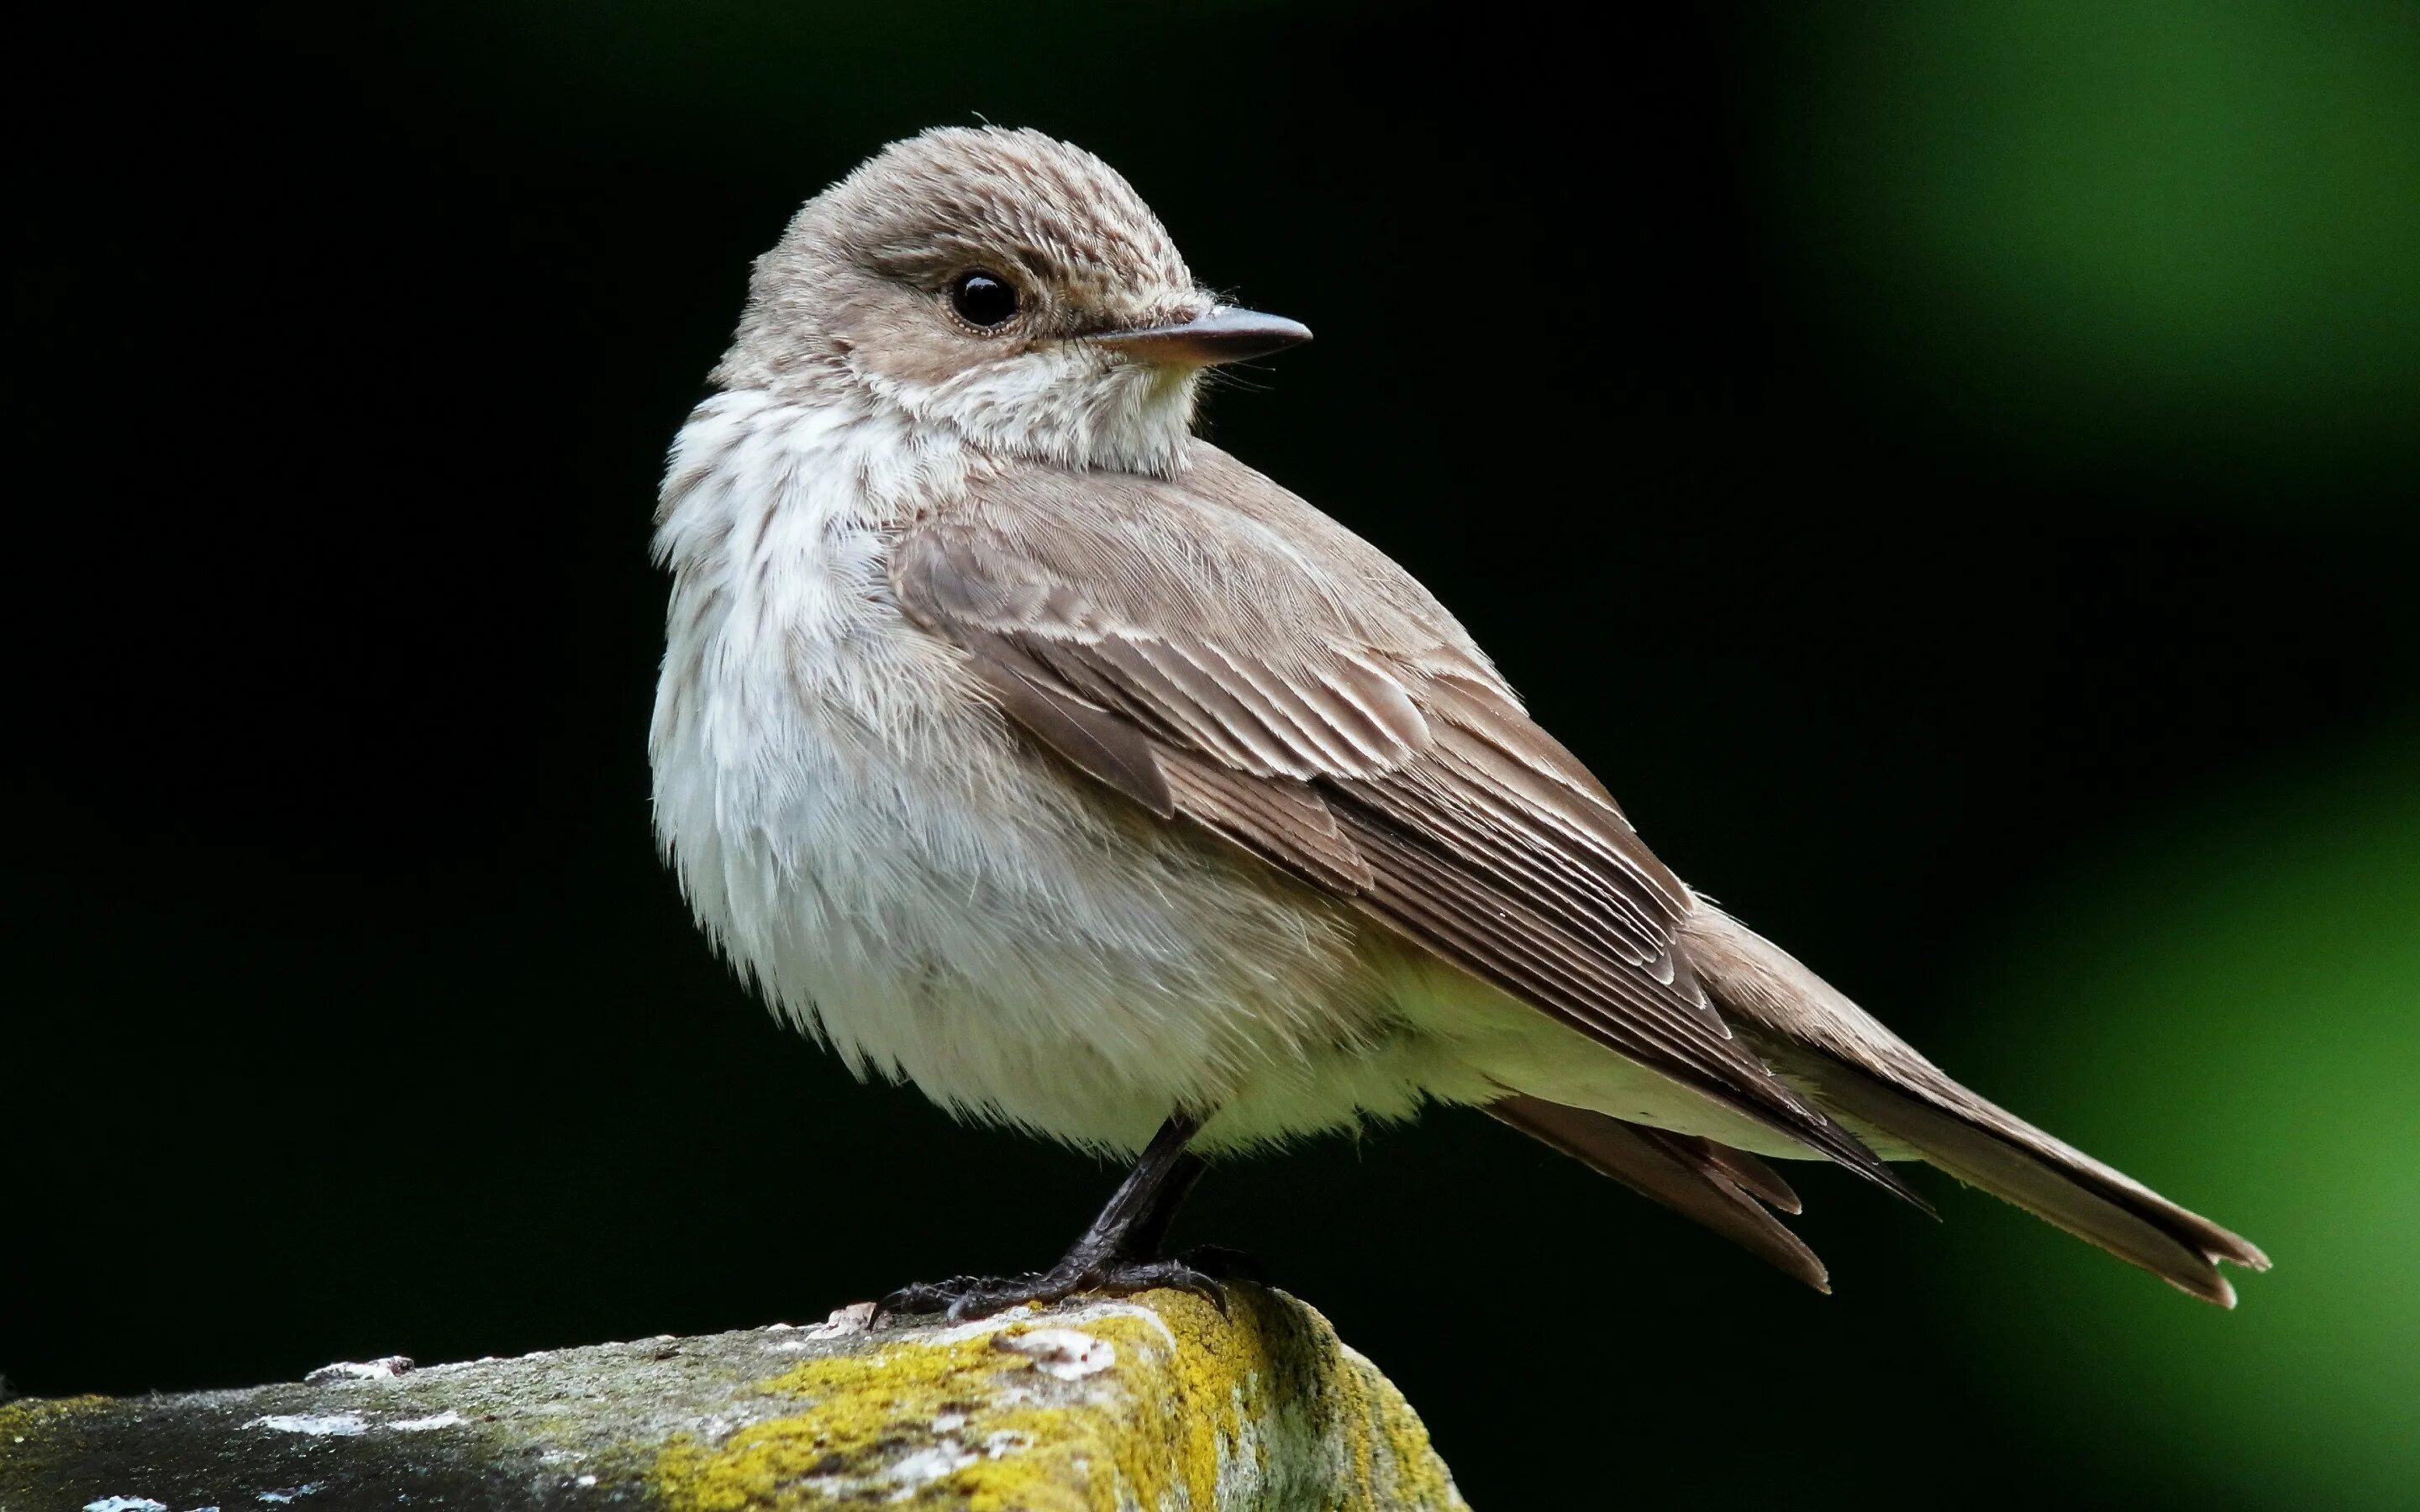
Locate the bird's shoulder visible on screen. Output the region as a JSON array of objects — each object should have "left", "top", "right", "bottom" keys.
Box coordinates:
[
  {"left": 896, "top": 438, "right": 1645, "bottom": 830},
  {"left": 905, "top": 439, "right": 1508, "bottom": 709}
]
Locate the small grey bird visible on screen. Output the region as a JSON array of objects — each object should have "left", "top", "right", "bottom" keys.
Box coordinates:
[{"left": 650, "top": 126, "right": 2268, "bottom": 1316}]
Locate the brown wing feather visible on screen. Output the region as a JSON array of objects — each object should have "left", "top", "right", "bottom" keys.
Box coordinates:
[
  {"left": 955, "top": 637, "right": 1173, "bottom": 818},
  {"left": 894, "top": 442, "right": 1915, "bottom": 1199},
  {"left": 1682, "top": 906, "right": 2268, "bottom": 1303},
  {"left": 1158, "top": 749, "right": 1372, "bottom": 895},
  {"left": 1488, "top": 1095, "right": 1828, "bottom": 1291}
]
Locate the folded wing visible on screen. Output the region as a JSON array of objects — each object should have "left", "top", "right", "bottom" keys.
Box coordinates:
[{"left": 893, "top": 443, "right": 1917, "bottom": 1201}]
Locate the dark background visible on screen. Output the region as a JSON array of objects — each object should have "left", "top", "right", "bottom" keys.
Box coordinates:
[{"left": 10, "top": 3, "right": 2417, "bottom": 1507}]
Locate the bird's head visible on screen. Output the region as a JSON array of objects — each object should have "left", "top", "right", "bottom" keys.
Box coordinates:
[{"left": 716, "top": 126, "right": 1309, "bottom": 475}]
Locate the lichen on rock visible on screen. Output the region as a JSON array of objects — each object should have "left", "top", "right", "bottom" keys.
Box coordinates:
[{"left": 3, "top": 1286, "right": 1465, "bottom": 1511}]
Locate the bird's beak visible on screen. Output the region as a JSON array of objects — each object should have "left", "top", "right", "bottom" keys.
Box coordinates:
[{"left": 1084, "top": 306, "right": 1313, "bottom": 367}]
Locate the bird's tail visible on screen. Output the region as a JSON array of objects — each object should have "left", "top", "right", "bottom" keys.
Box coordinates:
[
  {"left": 1677, "top": 906, "right": 2271, "bottom": 1306},
  {"left": 1487, "top": 1093, "right": 1831, "bottom": 1292}
]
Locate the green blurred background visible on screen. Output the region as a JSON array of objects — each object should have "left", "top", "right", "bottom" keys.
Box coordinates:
[{"left": 9, "top": 3, "right": 2416, "bottom": 1506}]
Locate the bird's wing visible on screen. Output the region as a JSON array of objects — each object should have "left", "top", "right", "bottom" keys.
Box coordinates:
[{"left": 893, "top": 442, "right": 1917, "bottom": 1199}]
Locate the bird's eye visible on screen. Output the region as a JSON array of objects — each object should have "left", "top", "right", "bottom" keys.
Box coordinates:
[{"left": 949, "top": 270, "right": 1019, "bottom": 328}]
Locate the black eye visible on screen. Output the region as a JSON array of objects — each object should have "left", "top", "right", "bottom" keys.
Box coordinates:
[{"left": 949, "top": 270, "right": 1019, "bottom": 328}]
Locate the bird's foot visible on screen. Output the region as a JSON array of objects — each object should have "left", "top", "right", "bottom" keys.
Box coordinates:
[
  {"left": 1171, "top": 1243, "right": 1267, "bottom": 1284},
  {"left": 877, "top": 1251, "right": 1246, "bottom": 1325}
]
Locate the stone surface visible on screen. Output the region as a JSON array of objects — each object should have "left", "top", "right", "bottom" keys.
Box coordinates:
[{"left": 1, "top": 1286, "right": 1467, "bottom": 1510}]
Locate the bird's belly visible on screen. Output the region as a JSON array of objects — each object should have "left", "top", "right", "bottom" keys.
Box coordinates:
[{"left": 652, "top": 616, "right": 1412, "bottom": 1151}]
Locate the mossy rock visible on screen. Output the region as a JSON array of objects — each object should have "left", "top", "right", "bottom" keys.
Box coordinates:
[{"left": 1, "top": 1285, "right": 1466, "bottom": 1510}]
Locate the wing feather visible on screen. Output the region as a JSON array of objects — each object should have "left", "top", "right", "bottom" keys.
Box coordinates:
[
  {"left": 1158, "top": 749, "right": 1373, "bottom": 895},
  {"left": 1488, "top": 1095, "right": 1828, "bottom": 1291},
  {"left": 897, "top": 443, "right": 1914, "bottom": 1197}
]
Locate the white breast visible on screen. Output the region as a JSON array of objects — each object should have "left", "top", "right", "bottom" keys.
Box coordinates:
[{"left": 646, "top": 391, "right": 1402, "bottom": 1152}]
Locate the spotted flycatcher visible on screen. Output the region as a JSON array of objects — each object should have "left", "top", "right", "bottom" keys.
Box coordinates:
[{"left": 650, "top": 128, "right": 2266, "bottom": 1317}]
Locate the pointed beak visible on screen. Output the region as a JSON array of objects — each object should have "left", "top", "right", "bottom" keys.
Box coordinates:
[{"left": 1084, "top": 306, "right": 1313, "bottom": 367}]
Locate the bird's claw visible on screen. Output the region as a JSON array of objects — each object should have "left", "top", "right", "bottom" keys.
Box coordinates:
[
  {"left": 1175, "top": 1244, "right": 1268, "bottom": 1285},
  {"left": 876, "top": 1253, "right": 1240, "bottom": 1325}
]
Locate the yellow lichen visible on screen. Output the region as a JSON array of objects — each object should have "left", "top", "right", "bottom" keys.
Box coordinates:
[
  {"left": 650, "top": 1289, "right": 1457, "bottom": 1511},
  {"left": 0, "top": 1394, "right": 110, "bottom": 1436},
  {"left": 0, "top": 1394, "right": 113, "bottom": 1493},
  {"left": 1351, "top": 1352, "right": 1465, "bottom": 1510}
]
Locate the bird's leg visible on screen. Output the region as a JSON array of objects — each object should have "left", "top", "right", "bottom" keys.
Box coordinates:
[
  {"left": 1126, "top": 1150, "right": 1269, "bottom": 1288},
  {"left": 879, "top": 1112, "right": 1247, "bottom": 1322},
  {"left": 1122, "top": 1147, "right": 1205, "bottom": 1259}
]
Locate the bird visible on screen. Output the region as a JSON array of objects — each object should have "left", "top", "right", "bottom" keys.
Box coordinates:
[{"left": 648, "top": 125, "right": 2268, "bottom": 1319}]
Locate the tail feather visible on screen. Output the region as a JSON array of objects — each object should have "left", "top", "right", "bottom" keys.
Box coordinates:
[
  {"left": 1797, "top": 1053, "right": 2264, "bottom": 1305},
  {"left": 1693, "top": 1141, "right": 1803, "bottom": 1215},
  {"left": 1678, "top": 906, "right": 2270, "bottom": 1306},
  {"left": 1489, "top": 1094, "right": 1830, "bottom": 1293}
]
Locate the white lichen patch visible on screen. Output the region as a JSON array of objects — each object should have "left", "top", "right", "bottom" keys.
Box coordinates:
[
  {"left": 245, "top": 1414, "right": 366, "bottom": 1436},
  {"left": 82, "top": 1497, "right": 167, "bottom": 1512},
  {"left": 389, "top": 1410, "right": 464, "bottom": 1432},
  {"left": 302, "top": 1357, "right": 413, "bottom": 1384},
  {"left": 992, "top": 1327, "right": 1116, "bottom": 1381},
  {"left": 878, "top": 1441, "right": 981, "bottom": 1492}
]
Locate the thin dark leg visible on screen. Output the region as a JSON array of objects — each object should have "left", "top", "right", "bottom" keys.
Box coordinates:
[
  {"left": 878, "top": 1113, "right": 1244, "bottom": 1322},
  {"left": 1125, "top": 1151, "right": 1268, "bottom": 1287},
  {"left": 1065, "top": 1116, "right": 1205, "bottom": 1263},
  {"left": 1124, "top": 1149, "right": 1207, "bottom": 1260}
]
